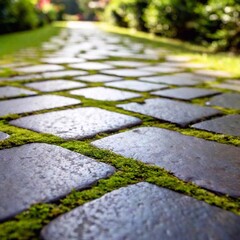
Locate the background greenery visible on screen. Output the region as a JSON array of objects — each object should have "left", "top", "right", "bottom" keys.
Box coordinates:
[{"left": 104, "top": 0, "right": 240, "bottom": 52}]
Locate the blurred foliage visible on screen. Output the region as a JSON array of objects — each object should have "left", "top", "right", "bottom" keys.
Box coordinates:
[
  {"left": 0, "top": 0, "right": 59, "bottom": 34},
  {"left": 105, "top": 0, "right": 240, "bottom": 52}
]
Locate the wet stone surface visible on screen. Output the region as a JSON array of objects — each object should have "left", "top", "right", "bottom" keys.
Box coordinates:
[
  {"left": 69, "top": 62, "right": 113, "bottom": 70},
  {"left": 0, "top": 132, "right": 9, "bottom": 140},
  {"left": 192, "top": 115, "right": 240, "bottom": 137},
  {"left": 25, "top": 80, "right": 86, "bottom": 92},
  {"left": 0, "top": 143, "right": 115, "bottom": 220},
  {"left": 101, "top": 69, "right": 154, "bottom": 77},
  {"left": 93, "top": 127, "right": 240, "bottom": 197},
  {"left": 105, "top": 80, "right": 167, "bottom": 92},
  {"left": 15, "top": 64, "right": 65, "bottom": 73},
  {"left": 70, "top": 87, "right": 141, "bottom": 101},
  {"left": 10, "top": 107, "right": 142, "bottom": 140},
  {"left": 118, "top": 98, "right": 220, "bottom": 127},
  {"left": 42, "top": 182, "right": 240, "bottom": 240},
  {"left": 74, "top": 74, "right": 122, "bottom": 82},
  {"left": 0, "top": 86, "right": 36, "bottom": 98},
  {"left": 207, "top": 93, "right": 240, "bottom": 109},
  {"left": 0, "top": 95, "right": 80, "bottom": 117},
  {"left": 151, "top": 87, "right": 220, "bottom": 100}
]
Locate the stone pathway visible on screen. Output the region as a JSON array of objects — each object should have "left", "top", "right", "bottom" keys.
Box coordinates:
[{"left": 0, "top": 22, "right": 239, "bottom": 239}]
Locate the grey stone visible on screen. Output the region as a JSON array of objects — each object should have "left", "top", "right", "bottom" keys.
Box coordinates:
[
  {"left": 192, "top": 115, "right": 240, "bottom": 136},
  {"left": 41, "top": 58, "right": 85, "bottom": 64},
  {"left": 152, "top": 87, "right": 220, "bottom": 100},
  {"left": 93, "top": 127, "right": 240, "bottom": 197},
  {"left": 0, "top": 132, "right": 9, "bottom": 140},
  {"left": 118, "top": 98, "right": 220, "bottom": 127},
  {"left": 140, "top": 73, "right": 215, "bottom": 85},
  {"left": 70, "top": 87, "right": 141, "bottom": 101},
  {"left": 10, "top": 107, "right": 141, "bottom": 140},
  {"left": 41, "top": 182, "right": 240, "bottom": 240},
  {"left": 69, "top": 62, "right": 113, "bottom": 70},
  {"left": 194, "top": 70, "right": 232, "bottom": 78},
  {"left": 0, "top": 74, "right": 43, "bottom": 82},
  {"left": 0, "top": 95, "right": 80, "bottom": 117},
  {"left": 161, "top": 62, "right": 207, "bottom": 69},
  {"left": 207, "top": 93, "right": 240, "bottom": 109},
  {"left": 25, "top": 80, "right": 86, "bottom": 92},
  {"left": 165, "top": 55, "right": 192, "bottom": 62},
  {"left": 140, "top": 65, "right": 181, "bottom": 73},
  {"left": 75, "top": 74, "right": 122, "bottom": 82},
  {"left": 15, "top": 64, "right": 65, "bottom": 73},
  {"left": 0, "top": 143, "right": 115, "bottom": 220},
  {"left": 0, "top": 86, "right": 36, "bottom": 98},
  {"left": 105, "top": 61, "right": 149, "bottom": 68},
  {"left": 77, "top": 54, "right": 108, "bottom": 61},
  {"left": 101, "top": 69, "right": 154, "bottom": 77},
  {"left": 42, "top": 70, "right": 87, "bottom": 79},
  {"left": 213, "top": 82, "right": 240, "bottom": 92},
  {"left": 106, "top": 80, "right": 167, "bottom": 92}
]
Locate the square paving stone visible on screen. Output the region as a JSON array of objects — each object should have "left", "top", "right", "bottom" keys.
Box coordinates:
[
  {"left": 105, "top": 61, "right": 150, "bottom": 68},
  {"left": 74, "top": 74, "right": 122, "bottom": 82},
  {"left": 42, "top": 70, "right": 87, "bottom": 79},
  {"left": 105, "top": 80, "right": 167, "bottom": 92},
  {"left": 140, "top": 73, "right": 215, "bottom": 85},
  {"left": 151, "top": 87, "right": 220, "bottom": 100},
  {"left": 213, "top": 80, "right": 240, "bottom": 92},
  {"left": 68, "top": 62, "right": 113, "bottom": 70},
  {"left": 93, "top": 127, "right": 240, "bottom": 197},
  {"left": 25, "top": 80, "right": 86, "bottom": 92},
  {"left": 70, "top": 87, "right": 141, "bottom": 101},
  {"left": 0, "top": 86, "right": 36, "bottom": 98},
  {"left": 194, "top": 69, "right": 232, "bottom": 78},
  {"left": 140, "top": 65, "right": 181, "bottom": 73},
  {"left": 0, "top": 131, "right": 9, "bottom": 140},
  {"left": 207, "top": 93, "right": 240, "bottom": 109},
  {"left": 41, "top": 57, "right": 85, "bottom": 64},
  {"left": 101, "top": 69, "right": 154, "bottom": 77},
  {"left": 10, "top": 107, "right": 142, "bottom": 140},
  {"left": 0, "top": 143, "right": 115, "bottom": 220},
  {"left": 41, "top": 182, "right": 240, "bottom": 240},
  {"left": 0, "top": 95, "right": 80, "bottom": 117},
  {"left": 192, "top": 115, "right": 240, "bottom": 137},
  {"left": 15, "top": 64, "right": 65, "bottom": 73},
  {"left": 118, "top": 98, "right": 220, "bottom": 127}
]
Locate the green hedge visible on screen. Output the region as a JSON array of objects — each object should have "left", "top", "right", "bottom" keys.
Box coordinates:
[
  {"left": 105, "top": 0, "right": 240, "bottom": 52},
  {"left": 0, "top": 0, "right": 58, "bottom": 34}
]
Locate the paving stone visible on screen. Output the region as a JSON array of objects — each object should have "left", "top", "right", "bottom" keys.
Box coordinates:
[
  {"left": 192, "top": 115, "right": 240, "bottom": 136},
  {"left": 42, "top": 182, "right": 240, "bottom": 240},
  {"left": 207, "top": 93, "right": 240, "bottom": 109},
  {"left": 194, "top": 69, "right": 232, "bottom": 78},
  {"left": 119, "top": 98, "right": 220, "bottom": 126},
  {"left": 151, "top": 87, "right": 220, "bottom": 100},
  {"left": 140, "top": 65, "right": 181, "bottom": 73},
  {"left": 0, "top": 74, "right": 43, "bottom": 82},
  {"left": 42, "top": 70, "right": 87, "bottom": 79},
  {"left": 165, "top": 55, "right": 192, "bottom": 62},
  {"left": 0, "top": 95, "right": 80, "bottom": 117},
  {"left": 0, "top": 86, "right": 36, "bottom": 98},
  {"left": 102, "top": 69, "right": 154, "bottom": 77},
  {"left": 74, "top": 74, "right": 122, "bottom": 82},
  {"left": 70, "top": 87, "right": 141, "bottom": 101},
  {"left": 93, "top": 128, "right": 240, "bottom": 197},
  {"left": 105, "top": 80, "right": 167, "bottom": 92},
  {"left": 140, "top": 75, "right": 198, "bottom": 86},
  {"left": 0, "top": 143, "right": 115, "bottom": 220},
  {"left": 69, "top": 62, "right": 113, "bottom": 70},
  {"left": 15, "top": 64, "right": 65, "bottom": 73},
  {"left": 77, "top": 54, "right": 108, "bottom": 61},
  {"left": 0, "top": 132, "right": 9, "bottom": 140},
  {"left": 41, "top": 57, "right": 85, "bottom": 64},
  {"left": 105, "top": 61, "right": 149, "bottom": 68},
  {"left": 161, "top": 62, "right": 207, "bottom": 69},
  {"left": 213, "top": 81, "right": 240, "bottom": 91},
  {"left": 10, "top": 107, "right": 141, "bottom": 139},
  {"left": 25, "top": 80, "right": 86, "bottom": 92}
]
